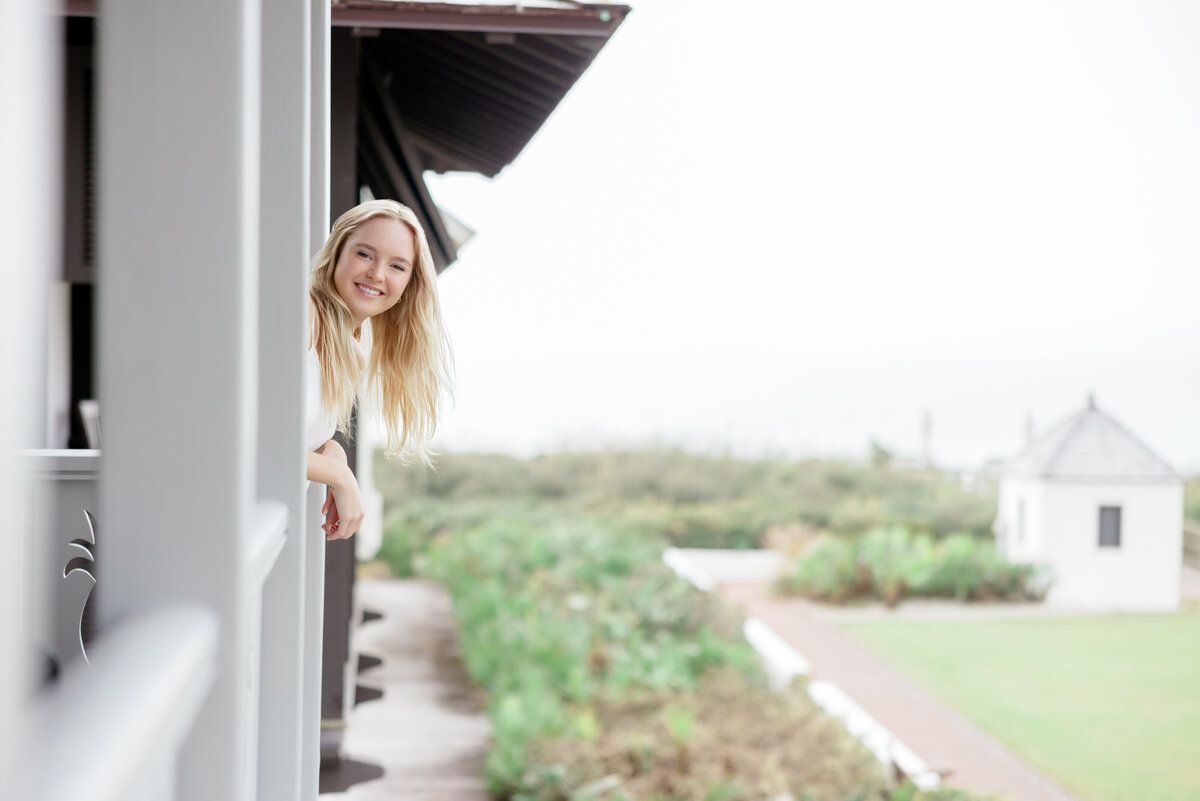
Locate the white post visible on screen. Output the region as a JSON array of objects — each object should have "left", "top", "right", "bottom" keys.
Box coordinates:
[
  {"left": 0, "top": 2, "right": 59, "bottom": 797},
  {"left": 312, "top": 0, "right": 331, "bottom": 248},
  {"left": 301, "top": 5, "right": 332, "bottom": 799},
  {"left": 256, "top": 0, "right": 315, "bottom": 798},
  {"left": 302, "top": 484, "right": 329, "bottom": 800},
  {"left": 97, "top": 2, "right": 264, "bottom": 800}
]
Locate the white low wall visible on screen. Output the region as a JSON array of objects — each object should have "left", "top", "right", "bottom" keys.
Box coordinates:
[{"left": 742, "top": 617, "right": 811, "bottom": 690}]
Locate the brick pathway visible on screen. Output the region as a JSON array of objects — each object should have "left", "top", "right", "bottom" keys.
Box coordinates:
[
  {"left": 721, "top": 581, "right": 1081, "bottom": 801},
  {"left": 322, "top": 579, "right": 491, "bottom": 801}
]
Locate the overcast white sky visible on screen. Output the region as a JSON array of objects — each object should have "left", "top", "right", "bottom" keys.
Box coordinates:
[{"left": 424, "top": 0, "right": 1200, "bottom": 471}]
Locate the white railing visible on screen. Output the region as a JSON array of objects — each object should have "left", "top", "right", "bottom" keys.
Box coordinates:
[
  {"left": 20, "top": 450, "right": 101, "bottom": 670},
  {"left": 18, "top": 463, "right": 329, "bottom": 801},
  {"left": 22, "top": 606, "right": 219, "bottom": 801}
]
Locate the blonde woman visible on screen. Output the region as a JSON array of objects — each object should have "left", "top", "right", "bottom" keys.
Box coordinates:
[{"left": 306, "top": 200, "right": 452, "bottom": 540}]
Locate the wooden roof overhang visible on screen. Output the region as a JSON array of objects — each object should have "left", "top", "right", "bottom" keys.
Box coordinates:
[
  {"left": 339, "top": 2, "right": 629, "bottom": 269},
  {"left": 348, "top": 7, "right": 628, "bottom": 179}
]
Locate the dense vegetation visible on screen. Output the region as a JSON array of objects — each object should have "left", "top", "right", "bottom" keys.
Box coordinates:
[
  {"left": 375, "top": 449, "right": 1002, "bottom": 801},
  {"left": 375, "top": 449, "right": 999, "bottom": 577},
  {"left": 417, "top": 511, "right": 990, "bottom": 801}
]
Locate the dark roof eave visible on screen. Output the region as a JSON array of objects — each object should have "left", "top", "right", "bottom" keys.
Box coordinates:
[
  {"left": 332, "top": 2, "right": 629, "bottom": 37},
  {"left": 62, "top": 1, "right": 633, "bottom": 37}
]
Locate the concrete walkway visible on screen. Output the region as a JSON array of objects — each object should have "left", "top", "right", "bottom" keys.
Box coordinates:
[
  {"left": 322, "top": 578, "right": 491, "bottom": 801},
  {"left": 721, "top": 581, "right": 1079, "bottom": 801}
]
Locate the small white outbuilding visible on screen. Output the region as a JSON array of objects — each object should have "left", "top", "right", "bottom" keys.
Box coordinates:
[{"left": 995, "top": 396, "right": 1183, "bottom": 611}]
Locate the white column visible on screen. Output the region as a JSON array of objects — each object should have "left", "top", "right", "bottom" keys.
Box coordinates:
[
  {"left": 312, "top": 0, "right": 332, "bottom": 246},
  {"left": 302, "top": 483, "right": 329, "bottom": 800},
  {"left": 302, "top": 5, "right": 332, "bottom": 799},
  {"left": 97, "top": 2, "right": 263, "bottom": 800},
  {"left": 0, "top": 3, "right": 59, "bottom": 797},
  {"left": 256, "top": 0, "right": 314, "bottom": 798}
]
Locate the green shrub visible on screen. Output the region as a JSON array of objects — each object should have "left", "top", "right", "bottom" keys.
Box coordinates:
[
  {"left": 780, "top": 527, "right": 1043, "bottom": 605},
  {"left": 857, "top": 527, "right": 935, "bottom": 607},
  {"left": 484, "top": 682, "right": 569, "bottom": 796},
  {"left": 777, "top": 536, "right": 860, "bottom": 602},
  {"left": 885, "top": 782, "right": 1001, "bottom": 801},
  {"left": 923, "top": 534, "right": 983, "bottom": 599},
  {"left": 376, "top": 517, "right": 423, "bottom": 578},
  {"left": 422, "top": 517, "right": 755, "bottom": 705},
  {"left": 919, "top": 534, "right": 1044, "bottom": 601},
  {"left": 658, "top": 503, "right": 762, "bottom": 549}
]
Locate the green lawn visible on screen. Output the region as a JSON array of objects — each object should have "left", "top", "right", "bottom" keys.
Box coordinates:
[{"left": 842, "top": 609, "right": 1200, "bottom": 801}]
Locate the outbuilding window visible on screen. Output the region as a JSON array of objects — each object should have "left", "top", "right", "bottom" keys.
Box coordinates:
[{"left": 1099, "top": 506, "right": 1121, "bottom": 548}]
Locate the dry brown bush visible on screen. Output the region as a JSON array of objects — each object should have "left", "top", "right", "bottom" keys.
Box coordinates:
[{"left": 534, "top": 668, "right": 887, "bottom": 801}]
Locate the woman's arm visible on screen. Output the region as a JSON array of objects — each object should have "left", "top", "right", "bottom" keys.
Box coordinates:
[{"left": 306, "top": 440, "right": 365, "bottom": 540}]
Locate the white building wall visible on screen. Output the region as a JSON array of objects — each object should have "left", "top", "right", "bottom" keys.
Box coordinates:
[
  {"left": 996, "top": 478, "right": 1046, "bottom": 564},
  {"left": 1039, "top": 482, "right": 1182, "bottom": 610}
]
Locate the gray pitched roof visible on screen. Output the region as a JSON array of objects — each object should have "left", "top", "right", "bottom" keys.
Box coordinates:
[{"left": 1005, "top": 397, "right": 1179, "bottom": 483}]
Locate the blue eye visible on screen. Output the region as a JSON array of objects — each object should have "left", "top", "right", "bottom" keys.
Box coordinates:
[
  {"left": 358, "top": 250, "right": 371, "bottom": 259},
  {"left": 391, "top": 263, "right": 406, "bottom": 271}
]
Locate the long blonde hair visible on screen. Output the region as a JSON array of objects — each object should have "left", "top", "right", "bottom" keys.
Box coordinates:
[{"left": 309, "top": 200, "right": 452, "bottom": 464}]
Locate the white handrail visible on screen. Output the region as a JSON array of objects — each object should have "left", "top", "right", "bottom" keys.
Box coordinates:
[
  {"left": 19, "top": 448, "right": 102, "bottom": 474},
  {"left": 247, "top": 500, "right": 289, "bottom": 588},
  {"left": 22, "top": 605, "right": 218, "bottom": 801}
]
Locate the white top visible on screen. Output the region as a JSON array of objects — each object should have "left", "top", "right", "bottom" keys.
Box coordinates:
[{"left": 304, "top": 344, "right": 337, "bottom": 452}]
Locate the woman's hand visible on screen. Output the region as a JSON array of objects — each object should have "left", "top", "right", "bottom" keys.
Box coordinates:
[
  {"left": 322, "top": 488, "right": 339, "bottom": 537},
  {"left": 307, "top": 439, "right": 365, "bottom": 541},
  {"left": 323, "top": 469, "right": 364, "bottom": 541}
]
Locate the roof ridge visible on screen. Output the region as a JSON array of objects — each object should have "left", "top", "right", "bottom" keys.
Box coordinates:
[
  {"left": 1012, "top": 411, "right": 1068, "bottom": 462},
  {"left": 1039, "top": 406, "right": 1091, "bottom": 476},
  {"left": 1004, "top": 400, "right": 1179, "bottom": 481},
  {"left": 1090, "top": 405, "right": 1180, "bottom": 480}
]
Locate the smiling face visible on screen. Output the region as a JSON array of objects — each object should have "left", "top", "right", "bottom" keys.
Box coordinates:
[{"left": 332, "top": 216, "right": 417, "bottom": 327}]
